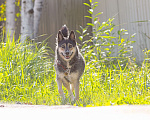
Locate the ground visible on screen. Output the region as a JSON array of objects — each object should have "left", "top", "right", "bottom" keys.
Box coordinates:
[{"left": 0, "top": 103, "right": 150, "bottom": 120}]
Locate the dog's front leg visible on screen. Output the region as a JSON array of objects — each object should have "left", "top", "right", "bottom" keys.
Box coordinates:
[
  {"left": 56, "top": 78, "right": 65, "bottom": 101},
  {"left": 62, "top": 79, "right": 75, "bottom": 101}
]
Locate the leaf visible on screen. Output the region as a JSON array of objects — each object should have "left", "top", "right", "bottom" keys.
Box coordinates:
[
  {"left": 16, "top": 13, "right": 21, "bottom": 17},
  {"left": 88, "top": 9, "right": 93, "bottom": 14},
  {"left": 92, "top": 2, "right": 98, "bottom": 5},
  {"left": 131, "top": 33, "right": 136, "bottom": 38},
  {"left": 95, "top": 12, "right": 103, "bottom": 17},
  {"left": 99, "top": 36, "right": 116, "bottom": 39},
  {"left": 79, "top": 36, "right": 83, "bottom": 41},
  {"left": 94, "top": 17, "right": 99, "bottom": 22},
  {"left": 84, "top": 16, "right": 92, "bottom": 19},
  {"left": 83, "top": 29, "right": 87, "bottom": 34},
  {"left": 87, "top": 23, "right": 94, "bottom": 26},
  {"left": 104, "top": 48, "right": 110, "bottom": 51},
  {"left": 80, "top": 26, "right": 83, "bottom": 30},
  {"left": 93, "top": 5, "right": 98, "bottom": 10},
  {"left": 76, "top": 30, "right": 81, "bottom": 34},
  {"left": 94, "top": 21, "right": 98, "bottom": 25},
  {"left": 89, "top": 0, "right": 92, "bottom": 3},
  {"left": 121, "top": 39, "right": 124, "bottom": 43},
  {"left": 83, "top": 3, "right": 91, "bottom": 7}
]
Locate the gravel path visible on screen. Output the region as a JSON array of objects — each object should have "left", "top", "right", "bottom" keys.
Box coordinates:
[{"left": 0, "top": 103, "right": 150, "bottom": 120}]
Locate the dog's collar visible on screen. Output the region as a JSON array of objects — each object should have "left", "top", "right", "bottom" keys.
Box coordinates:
[{"left": 56, "top": 60, "right": 71, "bottom": 75}]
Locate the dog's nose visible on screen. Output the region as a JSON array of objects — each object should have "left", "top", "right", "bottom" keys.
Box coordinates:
[{"left": 65, "top": 51, "right": 69, "bottom": 55}]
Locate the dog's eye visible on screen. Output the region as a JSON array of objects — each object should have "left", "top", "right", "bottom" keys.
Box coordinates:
[
  {"left": 61, "top": 45, "right": 65, "bottom": 49},
  {"left": 69, "top": 44, "right": 73, "bottom": 48}
]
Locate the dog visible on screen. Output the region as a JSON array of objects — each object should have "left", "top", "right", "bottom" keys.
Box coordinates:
[{"left": 54, "top": 25, "right": 85, "bottom": 102}]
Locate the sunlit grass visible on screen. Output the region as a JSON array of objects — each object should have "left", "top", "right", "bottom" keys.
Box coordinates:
[
  {"left": 0, "top": 36, "right": 58, "bottom": 105},
  {"left": 79, "top": 61, "right": 150, "bottom": 106},
  {"left": 0, "top": 35, "right": 150, "bottom": 106}
]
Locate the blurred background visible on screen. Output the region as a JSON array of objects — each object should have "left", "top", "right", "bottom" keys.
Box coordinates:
[
  {"left": 0, "top": 0, "right": 92, "bottom": 51},
  {"left": 1, "top": 0, "right": 150, "bottom": 63}
]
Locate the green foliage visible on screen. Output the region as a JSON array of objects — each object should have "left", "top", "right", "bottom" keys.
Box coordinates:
[
  {"left": 0, "top": 2, "right": 6, "bottom": 22},
  {"left": 0, "top": 0, "right": 21, "bottom": 23},
  {"left": 78, "top": 1, "right": 136, "bottom": 70}
]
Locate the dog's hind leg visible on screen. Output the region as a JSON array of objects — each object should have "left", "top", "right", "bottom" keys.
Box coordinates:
[
  {"left": 70, "top": 83, "right": 74, "bottom": 92},
  {"left": 74, "top": 80, "right": 79, "bottom": 101},
  {"left": 62, "top": 79, "right": 75, "bottom": 101}
]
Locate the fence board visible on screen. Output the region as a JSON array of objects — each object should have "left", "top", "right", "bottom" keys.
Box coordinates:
[{"left": 129, "top": 0, "right": 141, "bottom": 61}]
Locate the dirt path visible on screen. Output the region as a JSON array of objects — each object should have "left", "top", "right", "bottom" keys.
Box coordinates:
[{"left": 0, "top": 103, "right": 150, "bottom": 120}]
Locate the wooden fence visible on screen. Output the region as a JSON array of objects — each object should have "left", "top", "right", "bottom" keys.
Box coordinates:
[
  {"left": 3, "top": 0, "right": 149, "bottom": 63},
  {"left": 38, "top": 0, "right": 91, "bottom": 51},
  {"left": 11, "top": 0, "right": 91, "bottom": 51},
  {"left": 93, "top": 0, "right": 150, "bottom": 64}
]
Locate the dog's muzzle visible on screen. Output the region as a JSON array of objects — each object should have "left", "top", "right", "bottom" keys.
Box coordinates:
[{"left": 61, "top": 52, "right": 73, "bottom": 59}]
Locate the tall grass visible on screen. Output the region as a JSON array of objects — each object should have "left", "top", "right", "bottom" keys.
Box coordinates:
[
  {"left": 0, "top": 33, "right": 149, "bottom": 106},
  {"left": 0, "top": 36, "right": 59, "bottom": 105},
  {"left": 80, "top": 61, "right": 150, "bottom": 106}
]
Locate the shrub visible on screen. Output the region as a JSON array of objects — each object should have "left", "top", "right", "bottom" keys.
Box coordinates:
[{"left": 77, "top": 1, "right": 136, "bottom": 70}]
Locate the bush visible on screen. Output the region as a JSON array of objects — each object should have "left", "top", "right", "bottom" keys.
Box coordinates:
[{"left": 78, "top": 1, "right": 136, "bottom": 70}]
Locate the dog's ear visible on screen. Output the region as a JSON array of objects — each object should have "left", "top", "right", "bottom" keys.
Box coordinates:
[
  {"left": 57, "top": 30, "right": 64, "bottom": 42},
  {"left": 69, "top": 30, "right": 76, "bottom": 41}
]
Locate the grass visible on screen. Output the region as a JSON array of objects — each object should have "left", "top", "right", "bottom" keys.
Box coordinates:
[
  {"left": 0, "top": 36, "right": 57, "bottom": 105},
  {"left": 0, "top": 34, "right": 150, "bottom": 107},
  {"left": 82, "top": 62, "right": 150, "bottom": 106}
]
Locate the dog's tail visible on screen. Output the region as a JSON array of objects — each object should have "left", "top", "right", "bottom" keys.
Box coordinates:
[{"left": 61, "top": 25, "right": 69, "bottom": 37}]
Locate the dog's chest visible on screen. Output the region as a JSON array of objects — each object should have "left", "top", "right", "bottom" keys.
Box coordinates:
[
  {"left": 58, "top": 70, "right": 79, "bottom": 83},
  {"left": 57, "top": 61, "right": 79, "bottom": 82},
  {"left": 66, "top": 61, "right": 71, "bottom": 69}
]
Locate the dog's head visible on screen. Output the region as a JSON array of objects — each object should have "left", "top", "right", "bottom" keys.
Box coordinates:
[{"left": 57, "top": 25, "right": 77, "bottom": 61}]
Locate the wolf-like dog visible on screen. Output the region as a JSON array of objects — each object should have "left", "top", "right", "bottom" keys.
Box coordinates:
[{"left": 54, "top": 25, "right": 85, "bottom": 102}]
